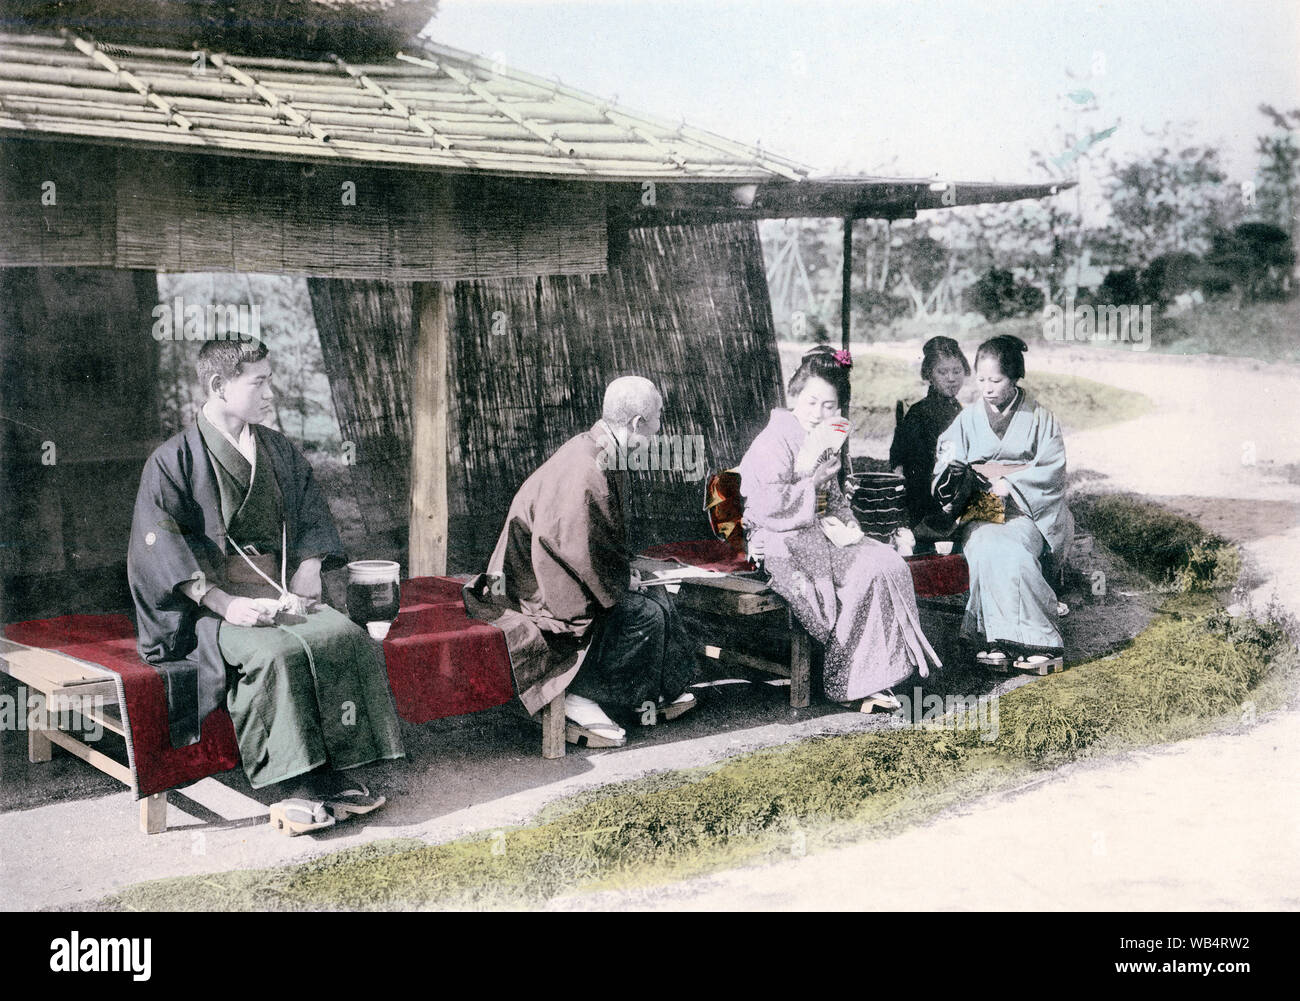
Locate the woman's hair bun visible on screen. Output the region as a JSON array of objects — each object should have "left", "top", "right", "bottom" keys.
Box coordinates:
[{"left": 975, "top": 334, "right": 1029, "bottom": 381}]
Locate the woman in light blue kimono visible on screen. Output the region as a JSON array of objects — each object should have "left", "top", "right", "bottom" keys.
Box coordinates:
[
  {"left": 933, "top": 335, "right": 1072, "bottom": 670},
  {"left": 739, "top": 346, "right": 941, "bottom": 709}
]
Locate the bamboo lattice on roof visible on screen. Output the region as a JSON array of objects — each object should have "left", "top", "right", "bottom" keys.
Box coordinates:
[{"left": 0, "top": 28, "right": 814, "bottom": 181}]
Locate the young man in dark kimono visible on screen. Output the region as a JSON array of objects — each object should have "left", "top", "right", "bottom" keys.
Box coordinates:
[
  {"left": 127, "top": 338, "right": 403, "bottom": 833},
  {"left": 474, "top": 376, "right": 697, "bottom": 747}
]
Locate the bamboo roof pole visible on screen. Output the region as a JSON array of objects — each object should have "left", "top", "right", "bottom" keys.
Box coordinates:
[
  {"left": 209, "top": 52, "right": 331, "bottom": 143},
  {"left": 409, "top": 282, "right": 449, "bottom": 577},
  {"left": 840, "top": 215, "right": 853, "bottom": 349},
  {"left": 62, "top": 30, "right": 194, "bottom": 130}
]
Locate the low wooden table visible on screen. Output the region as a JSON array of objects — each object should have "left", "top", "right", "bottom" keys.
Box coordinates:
[
  {"left": 632, "top": 557, "right": 814, "bottom": 708},
  {"left": 0, "top": 637, "right": 168, "bottom": 832}
]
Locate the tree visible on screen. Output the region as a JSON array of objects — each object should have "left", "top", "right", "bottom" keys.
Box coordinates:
[
  {"left": 1202, "top": 223, "right": 1296, "bottom": 302},
  {"left": 1092, "top": 127, "right": 1231, "bottom": 267},
  {"left": 966, "top": 268, "right": 1043, "bottom": 322},
  {"left": 1254, "top": 104, "right": 1300, "bottom": 259}
]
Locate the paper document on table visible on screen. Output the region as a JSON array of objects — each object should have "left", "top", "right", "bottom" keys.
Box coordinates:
[{"left": 641, "top": 566, "right": 729, "bottom": 594}]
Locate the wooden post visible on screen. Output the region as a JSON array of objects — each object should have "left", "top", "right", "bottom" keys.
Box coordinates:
[
  {"left": 140, "top": 792, "right": 167, "bottom": 834},
  {"left": 540, "top": 691, "right": 566, "bottom": 759},
  {"left": 840, "top": 215, "right": 853, "bottom": 349},
  {"left": 409, "top": 282, "right": 449, "bottom": 577},
  {"left": 789, "top": 615, "right": 812, "bottom": 709},
  {"left": 26, "top": 691, "right": 51, "bottom": 763}
]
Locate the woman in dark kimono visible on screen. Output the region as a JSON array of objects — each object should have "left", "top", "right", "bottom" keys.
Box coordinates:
[
  {"left": 890, "top": 336, "right": 968, "bottom": 547},
  {"left": 738, "top": 346, "right": 941, "bottom": 709},
  {"left": 932, "top": 335, "right": 1072, "bottom": 671}
]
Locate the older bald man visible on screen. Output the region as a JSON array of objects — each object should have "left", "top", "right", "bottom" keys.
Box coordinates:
[{"left": 477, "top": 376, "right": 698, "bottom": 747}]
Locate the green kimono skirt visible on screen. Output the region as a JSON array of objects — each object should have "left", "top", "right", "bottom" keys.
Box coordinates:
[{"left": 218, "top": 605, "right": 405, "bottom": 789}]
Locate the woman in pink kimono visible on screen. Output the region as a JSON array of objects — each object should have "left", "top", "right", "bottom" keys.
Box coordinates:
[
  {"left": 737, "top": 346, "right": 941, "bottom": 709},
  {"left": 932, "top": 335, "right": 1072, "bottom": 671}
]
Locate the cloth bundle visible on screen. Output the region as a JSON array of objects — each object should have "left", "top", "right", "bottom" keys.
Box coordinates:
[
  {"left": 934, "top": 461, "right": 1004, "bottom": 525},
  {"left": 704, "top": 469, "right": 748, "bottom": 558}
]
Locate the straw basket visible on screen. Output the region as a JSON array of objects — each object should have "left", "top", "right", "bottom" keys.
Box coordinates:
[{"left": 846, "top": 471, "right": 908, "bottom": 543}]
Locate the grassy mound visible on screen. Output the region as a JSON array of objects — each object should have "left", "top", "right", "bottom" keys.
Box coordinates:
[
  {"left": 1070, "top": 492, "right": 1240, "bottom": 589},
  {"left": 983, "top": 595, "right": 1286, "bottom": 765},
  {"left": 1153, "top": 298, "right": 1300, "bottom": 364}
]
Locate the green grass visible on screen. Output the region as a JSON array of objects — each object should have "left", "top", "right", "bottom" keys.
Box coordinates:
[
  {"left": 1152, "top": 298, "right": 1300, "bottom": 364},
  {"left": 1070, "top": 492, "right": 1240, "bottom": 590},
  {"left": 846, "top": 352, "right": 1152, "bottom": 437},
  {"left": 102, "top": 601, "right": 1294, "bottom": 911}
]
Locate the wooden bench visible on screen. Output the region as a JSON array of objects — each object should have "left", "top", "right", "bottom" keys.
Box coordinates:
[
  {"left": 633, "top": 545, "right": 973, "bottom": 708},
  {"left": 0, "top": 637, "right": 170, "bottom": 833},
  {"left": 633, "top": 556, "right": 815, "bottom": 707}
]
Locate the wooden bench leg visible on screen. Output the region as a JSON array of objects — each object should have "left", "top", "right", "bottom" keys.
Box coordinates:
[
  {"left": 540, "top": 691, "right": 566, "bottom": 759},
  {"left": 140, "top": 792, "right": 168, "bottom": 834},
  {"left": 27, "top": 692, "right": 52, "bottom": 763},
  {"left": 789, "top": 621, "right": 812, "bottom": 709}
]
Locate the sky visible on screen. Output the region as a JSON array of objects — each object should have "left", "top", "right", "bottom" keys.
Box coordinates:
[{"left": 427, "top": 0, "right": 1300, "bottom": 189}]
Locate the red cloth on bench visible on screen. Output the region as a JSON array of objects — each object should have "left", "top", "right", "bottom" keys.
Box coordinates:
[
  {"left": 640, "top": 540, "right": 969, "bottom": 598},
  {"left": 3, "top": 614, "right": 242, "bottom": 798},
  {"left": 382, "top": 576, "right": 514, "bottom": 723},
  {"left": 3, "top": 577, "right": 516, "bottom": 797}
]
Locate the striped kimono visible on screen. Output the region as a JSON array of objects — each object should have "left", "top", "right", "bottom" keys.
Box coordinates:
[{"left": 933, "top": 389, "right": 1073, "bottom": 654}]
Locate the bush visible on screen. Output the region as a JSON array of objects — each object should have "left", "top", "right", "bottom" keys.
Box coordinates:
[
  {"left": 1139, "top": 251, "right": 1203, "bottom": 308},
  {"left": 1202, "top": 223, "right": 1296, "bottom": 302},
  {"left": 967, "top": 268, "right": 1045, "bottom": 322}
]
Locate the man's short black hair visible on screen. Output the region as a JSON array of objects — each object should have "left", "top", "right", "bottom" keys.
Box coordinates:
[{"left": 196, "top": 338, "right": 269, "bottom": 393}]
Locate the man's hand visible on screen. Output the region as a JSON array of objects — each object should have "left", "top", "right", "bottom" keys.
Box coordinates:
[
  {"left": 289, "top": 558, "right": 323, "bottom": 603},
  {"left": 224, "top": 596, "right": 276, "bottom": 627},
  {"left": 629, "top": 567, "right": 646, "bottom": 593}
]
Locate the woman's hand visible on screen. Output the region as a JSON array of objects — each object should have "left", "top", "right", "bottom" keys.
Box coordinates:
[
  {"left": 813, "top": 456, "right": 841, "bottom": 488},
  {"left": 991, "top": 477, "right": 1011, "bottom": 498}
]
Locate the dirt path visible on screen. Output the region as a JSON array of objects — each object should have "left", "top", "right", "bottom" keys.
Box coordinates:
[{"left": 552, "top": 707, "right": 1300, "bottom": 911}]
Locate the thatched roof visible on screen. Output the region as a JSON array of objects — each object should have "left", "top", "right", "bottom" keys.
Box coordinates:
[
  {"left": 9, "top": 2, "right": 441, "bottom": 57},
  {"left": 0, "top": 28, "right": 813, "bottom": 181}
]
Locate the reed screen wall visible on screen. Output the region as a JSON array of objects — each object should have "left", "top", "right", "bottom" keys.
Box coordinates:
[{"left": 309, "top": 220, "right": 785, "bottom": 573}]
